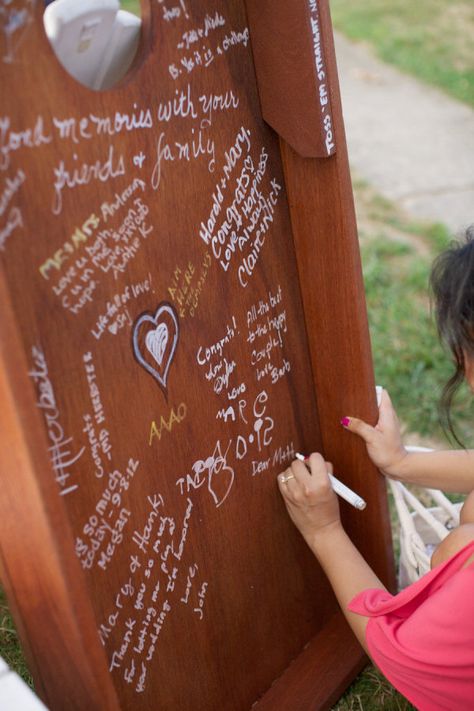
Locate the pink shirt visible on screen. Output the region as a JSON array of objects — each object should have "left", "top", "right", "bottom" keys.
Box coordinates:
[{"left": 348, "top": 540, "right": 474, "bottom": 710}]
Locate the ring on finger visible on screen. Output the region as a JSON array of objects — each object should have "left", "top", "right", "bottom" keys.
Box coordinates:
[{"left": 279, "top": 472, "right": 295, "bottom": 484}]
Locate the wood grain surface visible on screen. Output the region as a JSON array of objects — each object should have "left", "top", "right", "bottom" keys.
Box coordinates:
[{"left": 0, "top": 1, "right": 394, "bottom": 708}]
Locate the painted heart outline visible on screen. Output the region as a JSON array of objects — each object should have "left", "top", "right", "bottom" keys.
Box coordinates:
[{"left": 132, "top": 302, "right": 179, "bottom": 398}]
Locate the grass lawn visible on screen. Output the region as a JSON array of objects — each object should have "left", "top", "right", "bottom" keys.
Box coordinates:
[
  {"left": 330, "top": 0, "right": 474, "bottom": 107},
  {"left": 120, "top": 0, "right": 141, "bottom": 15},
  {"left": 334, "top": 664, "right": 415, "bottom": 711},
  {"left": 0, "top": 587, "right": 33, "bottom": 687},
  {"left": 354, "top": 177, "right": 473, "bottom": 448}
]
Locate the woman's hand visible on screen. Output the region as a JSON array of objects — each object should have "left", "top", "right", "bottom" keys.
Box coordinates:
[
  {"left": 277, "top": 453, "right": 341, "bottom": 545},
  {"left": 278, "top": 453, "right": 388, "bottom": 655},
  {"left": 341, "top": 389, "right": 408, "bottom": 479}
]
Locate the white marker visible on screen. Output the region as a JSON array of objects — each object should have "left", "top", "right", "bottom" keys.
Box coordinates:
[{"left": 295, "top": 453, "right": 367, "bottom": 511}]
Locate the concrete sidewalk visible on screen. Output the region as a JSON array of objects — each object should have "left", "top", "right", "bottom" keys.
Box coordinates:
[{"left": 334, "top": 32, "right": 474, "bottom": 234}]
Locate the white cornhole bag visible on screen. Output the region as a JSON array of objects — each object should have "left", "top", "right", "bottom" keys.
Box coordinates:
[
  {"left": 95, "top": 9, "right": 141, "bottom": 90},
  {"left": 43, "top": 0, "right": 141, "bottom": 90},
  {"left": 0, "top": 656, "right": 49, "bottom": 711}
]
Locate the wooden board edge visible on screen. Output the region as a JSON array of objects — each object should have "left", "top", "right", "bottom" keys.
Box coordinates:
[
  {"left": 276, "top": 0, "right": 396, "bottom": 591},
  {"left": 0, "top": 272, "right": 120, "bottom": 711},
  {"left": 253, "top": 612, "right": 367, "bottom": 710},
  {"left": 245, "top": 0, "right": 336, "bottom": 158}
]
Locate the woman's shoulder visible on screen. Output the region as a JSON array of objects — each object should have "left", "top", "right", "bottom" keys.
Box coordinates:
[
  {"left": 349, "top": 537, "right": 474, "bottom": 618},
  {"left": 349, "top": 538, "right": 474, "bottom": 711}
]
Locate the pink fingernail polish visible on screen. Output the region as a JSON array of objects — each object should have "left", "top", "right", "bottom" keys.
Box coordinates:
[{"left": 340, "top": 417, "right": 350, "bottom": 427}]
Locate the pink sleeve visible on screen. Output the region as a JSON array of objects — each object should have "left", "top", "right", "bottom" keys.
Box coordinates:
[{"left": 348, "top": 541, "right": 474, "bottom": 711}]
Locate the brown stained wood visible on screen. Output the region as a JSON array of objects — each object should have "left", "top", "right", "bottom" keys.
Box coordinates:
[
  {"left": 278, "top": 0, "right": 395, "bottom": 586},
  {"left": 245, "top": 0, "right": 336, "bottom": 158},
  {"left": 0, "top": 0, "right": 393, "bottom": 709},
  {"left": 0, "top": 278, "right": 120, "bottom": 711},
  {"left": 254, "top": 612, "right": 367, "bottom": 711}
]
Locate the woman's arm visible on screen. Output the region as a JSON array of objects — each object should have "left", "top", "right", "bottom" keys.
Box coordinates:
[
  {"left": 390, "top": 449, "right": 474, "bottom": 492},
  {"left": 306, "top": 523, "right": 385, "bottom": 652},
  {"left": 343, "top": 389, "right": 474, "bottom": 493},
  {"left": 278, "top": 455, "right": 386, "bottom": 653}
]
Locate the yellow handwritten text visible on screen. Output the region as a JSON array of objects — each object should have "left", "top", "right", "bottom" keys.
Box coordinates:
[
  {"left": 149, "top": 403, "right": 187, "bottom": 445},
  {"left": 167, "top": 252, "right": 211, "bottom": 318},
  {"left": 39, "top": 212, "right": 100, "bottom": 279}
]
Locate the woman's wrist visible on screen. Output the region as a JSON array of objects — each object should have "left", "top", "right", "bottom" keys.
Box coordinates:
[
  {"left": 304, "top": 520, "right": 346, "bottom": 556},
  {"left": 381, "top": 447, "right": 411, "bottom": 480}
]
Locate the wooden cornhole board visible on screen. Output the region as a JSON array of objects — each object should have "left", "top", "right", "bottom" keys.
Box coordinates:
[{"left": 0, "top": 1, "right": 395, "bottom": 709}]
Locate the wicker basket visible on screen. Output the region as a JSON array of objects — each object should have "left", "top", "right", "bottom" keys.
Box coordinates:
[{"left": 389, "top": 477, "right": 463, "bottom": 587}]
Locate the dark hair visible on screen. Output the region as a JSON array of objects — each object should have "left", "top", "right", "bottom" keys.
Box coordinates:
[{"left": 430, "top": 225, "right": 474, "bottom": 444}]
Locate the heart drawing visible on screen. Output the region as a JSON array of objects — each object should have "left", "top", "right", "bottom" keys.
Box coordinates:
[{"left": 132, "top": 302, "right": 179, "bottom": 398}]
